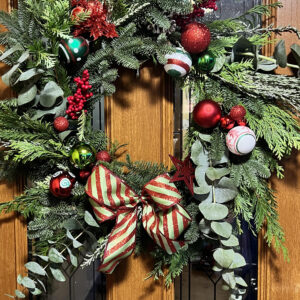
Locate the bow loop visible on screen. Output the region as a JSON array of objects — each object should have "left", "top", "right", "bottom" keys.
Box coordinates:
[
  {"left": 85, "top": 165, "right": 191, "bottom": 274},
  {"left": 142, "top": 174, "right": 183, "bottom": 210}
]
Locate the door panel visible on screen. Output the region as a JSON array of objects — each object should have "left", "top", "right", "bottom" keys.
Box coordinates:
[
  {"left": 258, "top": 1, "right": 300, "bottom": 299},
  {"left": 105, "top": 65, "right": 174, "bottom": 300},
  {"left": 0, "top": 1, "right": 27, "bottom": 299}
]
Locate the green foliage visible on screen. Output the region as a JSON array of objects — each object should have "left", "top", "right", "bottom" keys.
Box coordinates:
[
  {"left": 220, "top": 61, "right": 253, "bottom": 86},
  {"left": 247, "top": 105, "right": 300, "bottom": 159}
]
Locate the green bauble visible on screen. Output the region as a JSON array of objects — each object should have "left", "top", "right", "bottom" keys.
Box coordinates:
[
  {"left": 197, "top": 53, "right": 216, "bottom": 72},
  {"left": 59, "top": 36, "right": 89, "bottom": 64},
  {"left": 70, "top": 143, "right": 96, "bottom": 169}
]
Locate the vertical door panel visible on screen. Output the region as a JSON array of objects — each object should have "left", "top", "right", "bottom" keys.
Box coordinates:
[
  {"left": 259, "top": 1, "right": 300, "bottom": 299},
  {"left": 0, "top": 1, "right": 27, "bottom": 299},
  {"left": 105, "top": 64, "right": 174, "bottom": 300}
]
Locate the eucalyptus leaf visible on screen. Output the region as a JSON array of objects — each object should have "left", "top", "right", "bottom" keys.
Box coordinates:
[
  {"left": 211, "top": 221, "right": 232, "bottom": 238},
  {"left": 50, "top": 267, "right": 66, "bottom": 282},
  {"left": 15, "top": 290, "right": 25, "bottom": 298},
  {"left": 34, "top": 254, "right": 49, "bottom": 262},
  {"left": 67, "top": 247, "right": 78, "bottom": 267},
  {"left": 231, "top": 37, "right": 255, "bottom": 62},
  {"left": 37, "top": 279, "right": 46, "bottom": 292},
  {"left": 17, "top": 274, "right": 23, "bottom": 285},
  {"left": 198, "top": 133, "right": 212, "bottom": 142},
  {"left": 84, "top": 210, "right": 100, "bottom": 227},
  {"left": 199, "top": 202, "right": 228, "bottom": 221},
  {"left": 214, "top": 177, "right": 238, "bottom": 203},
  {"left": 211, "top": 56, "right": 226, "bottom": 73},
  {"left": 25, "top": 261, "right": 46, "bottom": 276},
  {"left": 213, "top": 248, "right": 234, "bottom": 268},
  {"left": 212, "top": 265, "right": 222, "bottom": 272},
  {"left": 37, "top": 81, "right": 64, "bottom": 108},
  {"left": 18, "top": 84, "right": 37, "bottom": 106},
  {"left": 21, "top": 276, "right": 35, "bottom": 289},
  {"left": 63, "top": 218, "right": 83, "bottom": 230},
  {"left": 199, "top": 218, "right": 211, "bottom": 234},
  {"left": 31, "top": 288, "right": 42, "bottom": 296},
  {"left": 17, "top": 50, "right": 30, "bottom": 64},
  {"left": 235, "top": 276, "right": 248, "bottom": 287},
  {"left": 229, "top": 252, "right": 246, "bottom": 269},
  {"left": 48, "top": 248, "right": 65, "bottom": 264},
  {"left": 191, "top": 140, "right": 209, "bottom": 167},
  {"left": 206, "top": 167, "right": 230, "bottom": 181},
  {"left": 222, "top": 271, "right": 236, "bottom": 289},
  {"left": 291, "top": 43, "right": 300, "bottom": 66},
  {"left": 194, "top": 166, "right": 211, "bottom": 194},
  {"left": 0, "top": 44, "right": 23, "bottom": 61},
  {"left": 66, "top": 230, "right": 83, "bottom": 248},
  {"left": 221, "top": 235, "right": 239, "bottom": 247},
  {"left": 58, "top": 130, "right": 73, "bottom": 142},
  {"left": 18, "top": 68, "right": 44, "bottom": 82},
  {"left": 274, "top": 40, "right": 287, "bottom": 68},
  {"left": 2, "top": 63, "right": 20, "bottom": 86},
  {"left": 32, "top": 97, "right": 67, "bottom": 120},
  {"left": 257, "top": 59, "right": 278, "bottom": 72}
]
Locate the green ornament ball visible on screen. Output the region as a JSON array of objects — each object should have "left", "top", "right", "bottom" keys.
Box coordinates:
[
  {"left": 197, "top": 53, "right": 216, "bottom": 72},
  {"left": 70, "top": 143, "right": 96, "bottom": 169},
  {"left": 59, "top": 36, "right": 89, "bottom": 64}
]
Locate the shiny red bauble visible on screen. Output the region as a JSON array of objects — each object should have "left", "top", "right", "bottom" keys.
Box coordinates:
[
  {"left": 220, "top": 115, "right": 235, "bottom": 130},
  {"left": 53, "top": 116, "right": 69, "bottom": 132},
  {"left": 96, "top": 150, "right": 111, "bottom": 162},
  {"left": 229, "top": 105, "right": 247, "bottom": 121},
  {"left": 50, "top": 171, "right": 76, "bottom": 198},
  {"left": 181, "top": 22, "right": 211, "bottom": 54},
  {"left": 193, "top": 100, "right": 222, "bottom": 129}
]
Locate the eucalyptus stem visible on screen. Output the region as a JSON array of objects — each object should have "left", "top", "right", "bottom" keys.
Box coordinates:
[{"left": 239, "top": 51, "right": 300, "bottom": 69}]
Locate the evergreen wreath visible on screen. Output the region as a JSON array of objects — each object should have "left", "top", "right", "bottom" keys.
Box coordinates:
[{"left": 0, "top": 0, "right": 299, "bottom": 298}]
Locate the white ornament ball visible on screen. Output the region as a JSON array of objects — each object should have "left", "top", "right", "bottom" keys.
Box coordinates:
[
  {"left": 164, "top": 48, "right": 192, "bottom": 78},
  {"left": 226, "top": 126, "right": 256, "bottom": 155}
]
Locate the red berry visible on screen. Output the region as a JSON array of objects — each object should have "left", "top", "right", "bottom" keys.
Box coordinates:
[
  {"left": 230, "top": 105, "right": 247, "bottom": 121},
  {"left": 79, "top": 170, "right": 91, "bottom": 181},
  {"left": 96, "top": 150, "right": 111, "bottom": 162},
  {"left": 220, "top": 115, "right": 235, "bottom": 130},
  {"left": 54, "top": 116, "right": 69, "bottom": 132}
]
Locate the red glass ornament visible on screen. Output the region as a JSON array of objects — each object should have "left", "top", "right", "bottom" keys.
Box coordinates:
[
  {"left": 96, "top": 150, "right": 111, "bottom": 162},
  {"left": 50, "top": 171, "right": 76, "bottom": 198},
  {"left": 181, "top": 22, "right": 211, "bottom": 54},
  {"left": 229, "top": 105, "right": 247, "bottom": 121},
  {"left": 193, "top": 100, "right": 222, "bottom": 129},
  {"left": 220, "top": 115, "right": 235, "bottom": 130},
  {"left": 53, "top": 116, "right": 69, "bottom": 132}
]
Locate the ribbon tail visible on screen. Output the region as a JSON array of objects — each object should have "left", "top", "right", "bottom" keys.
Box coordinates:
[{"left": 99, "top": 208, "right": 138, "bottom": 274}]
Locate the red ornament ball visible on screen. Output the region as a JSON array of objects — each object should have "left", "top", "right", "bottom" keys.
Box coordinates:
[
  {"left": 96, "top": 150, "right": 111, "bottom": 162},
  {"left": 54, "top": 116, "right": 69, "bottom": 132},
  {"left": 181, "top": 22, "right": 211, "bottom": 54},
  {"left": 50, "top": 171, "right": 76, "bottom": 198},
  {"left": 193, "top": 100, "right": 222, "bottom": 129},
  {"left": 229, "top": 105, "right": 247, "bottom": 121}
]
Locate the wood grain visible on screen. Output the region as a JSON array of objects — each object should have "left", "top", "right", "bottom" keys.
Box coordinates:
[
  {"left": 258, "top": 1, "right": 300, "bottom": 299},
  {"left": 0, "top": 1, "right": 27, "bottom": 299},
  {"left": 105, "top": 64, "right": 174, "bottom": 300}
]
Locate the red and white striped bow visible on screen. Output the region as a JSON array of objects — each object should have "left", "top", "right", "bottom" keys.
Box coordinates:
[{"left": 85, "top": 165, "right": 191, "bottom": 274}]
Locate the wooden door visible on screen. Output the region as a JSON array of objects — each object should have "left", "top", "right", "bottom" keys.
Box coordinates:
[
  {"left": 258, "top": 1, "right": 300, "bottom": 299},
  {"left": 105, "top": 65, "right": 174, "bottom": 300},
  {"left": 0, "top": 1, "right": 27, "bottom": 299}
]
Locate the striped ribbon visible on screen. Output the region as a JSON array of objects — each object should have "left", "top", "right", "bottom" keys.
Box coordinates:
[{"left": 85, "top": 165, "right": 191, "bottom": 274}]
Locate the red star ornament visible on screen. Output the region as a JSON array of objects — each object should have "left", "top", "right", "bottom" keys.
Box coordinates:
[{"left": 169, "top": 155, "right": 195, "bottom": 195}]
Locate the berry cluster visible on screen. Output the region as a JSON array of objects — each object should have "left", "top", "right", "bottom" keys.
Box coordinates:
[
  {"left": 220, "top": 105, "right": 247, "bottom": 130},
  {"left": 174, "top": 0, "right": 218, "bottom": 28},
  {"left": 66, "top": 69, "right": 93, "bottom": 119}
]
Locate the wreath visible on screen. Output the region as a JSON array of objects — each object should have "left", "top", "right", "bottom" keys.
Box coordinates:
[{"left": 0, "top": 0, "right": 299, "bottom": 298}]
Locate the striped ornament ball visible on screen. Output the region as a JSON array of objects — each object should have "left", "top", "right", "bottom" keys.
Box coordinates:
[{"left": 164, "top": 48, "right": 192, "bottom": 78}]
